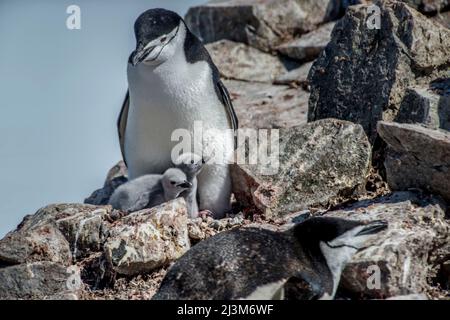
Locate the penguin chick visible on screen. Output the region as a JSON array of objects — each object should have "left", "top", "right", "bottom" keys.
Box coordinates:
[
  {"left": 152, "top": 217, "right": 388, "bottom": 300},
  {"left": 174, "top": 153, "right": 206, "bottom": 218},
  {"left": 108, "top": 168, "right": 191, "bottom": 213}
]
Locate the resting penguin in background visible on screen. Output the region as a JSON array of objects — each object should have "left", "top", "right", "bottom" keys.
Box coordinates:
[{"left": 152, "top": 217, "right": 388, "bottom": 300}]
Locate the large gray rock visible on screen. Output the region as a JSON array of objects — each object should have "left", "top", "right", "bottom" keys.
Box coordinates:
[
  {"left": 224, "top": 79, "right": 309, "bottom": 129},
  {"left": 185, "top": 0, "right": 342, "bottom": 52},
  {"left": 85, "top": 161, "right": 128, "bottom": 206},
  {"left": 55, "top": 206, "right": 110, "bottom": 260},
  {"left": 0, "top": 204, "right": 112, "bottom": 266},
  {"left": 377, "top": 121, "right": 450, "bottom": 203},
  {"left": 308, "top": 1, "right": 450, "bottom": 142},
  {"left": 231, "top": 119, "right": 371, "bottom": 218},
  {"left": 326, "top": 192, "right": 449, "bottom": 298},
  {"left": 0, "top": 223, "right": 71, "bottom": 267},
  {"left": 104, "top": 198, "right": 190, "bottom": 276},
  {"left": 206, "top": 40, "right": 288, "bottom": 83},
  {"left": 277, "top": 22, "right": 335, "bottom": 61},
  {"left": 395, "top": 79, "right": 450, "bottom": 131},
  {"left": 0, "top": 262, "right": 82, "bottom": 300}
]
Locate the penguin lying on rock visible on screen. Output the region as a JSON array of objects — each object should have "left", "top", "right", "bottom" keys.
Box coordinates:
[{"left": 153, "top": 217, "right": 388, "bottom": 300}]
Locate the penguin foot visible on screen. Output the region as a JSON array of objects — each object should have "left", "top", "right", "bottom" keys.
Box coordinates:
[{"left": 198, "top": 210, "right": 214, "bottom": 220}]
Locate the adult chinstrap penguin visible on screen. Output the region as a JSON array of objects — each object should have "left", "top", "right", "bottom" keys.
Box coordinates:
[{"left": 118, "top": 8, "right": 238, "bottom": 219}]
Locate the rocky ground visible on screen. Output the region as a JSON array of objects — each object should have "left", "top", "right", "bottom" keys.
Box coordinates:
[{"left": 0, "top": 0, "right": 449, "bottom": 300}]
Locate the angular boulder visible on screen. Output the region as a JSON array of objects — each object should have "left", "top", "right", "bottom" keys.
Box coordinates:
[
  {"left": 206, "top": 40, "right": 288, "bottom": 83},
  {"left": 274, "top": 61, "right": 314, "bottom": 86},
  {"left": 377, "top": 121, "right": 450, "bottom": 202},
  {"left": 224, "top": 79, "right": 309, "bottom": 129},
  {"left": 56, "top": 206, "right": 110, "bottom": 260},
  {"left": 104, "top": 198, "right": 190, "bottom": 276},
  {"left": 0, "top": 223, "right": 71, "bottom": 267},
  {"left": 277, "top": 22, "right": 335, "bottom": 61},
  {"left": 185, "top": 0, "right": 342, "bottom": 52},
  {"left": 231, "top": 119, "right": 371, "bottom": 218},
  {"left": 0, "top": 204, "right": 112, "bottom": 266},
  {"left": 326, "top": 192, "right": 449, "bottom": 298},
  {"left": 395, "top": 79, "right": 450, "bottom": 131},
  {"left": 0, "top": 262, "right": 82, "bottom": 300},
  {"left": 308, "top": 1, "right": 450, "bottom": 142}
]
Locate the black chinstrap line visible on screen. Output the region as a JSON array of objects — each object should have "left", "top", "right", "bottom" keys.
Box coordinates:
[
  {"left": 325, "top": 242, "right": 359, "bottom": 251},
  {"left": 147, "top": 25, "right": 180, "bottom": 62}
]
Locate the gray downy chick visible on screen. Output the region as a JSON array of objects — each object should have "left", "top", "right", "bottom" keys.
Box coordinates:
[
  {"left": 108, "top": 168, "right": 191, "bottom": 213},
  {"left": 174, "top": 153, "right": 205, "bottom": 218}
]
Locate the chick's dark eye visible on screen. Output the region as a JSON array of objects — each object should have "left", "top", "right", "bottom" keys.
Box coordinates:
[
  {"left": 170, "top": 181, "right": 176, "bottom": 185},
  {"left": 160, "top": 36, "right": 167, "bottom": 43},
  {"left": 190, "top": 160, "right": 194, "bottom": 164}
]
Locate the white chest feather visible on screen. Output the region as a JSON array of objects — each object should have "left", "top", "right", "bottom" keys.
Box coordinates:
[{"left": 125, "top": 47, "right": 229, "bottom": 178}]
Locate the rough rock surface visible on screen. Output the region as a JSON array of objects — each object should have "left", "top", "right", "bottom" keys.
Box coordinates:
[
  {"left": 56, "top": 207, "right": 110, "bottom": 260},
  {"left": 0, "top": 262, "right": 82, "bottom": 300},
  {"left": 85, "top": 161, "right": 128, "bottom": 206},
  {"left": 432, "top": 10, "right": 450, "bottom": 28},
  {"left": 231, "top": 119, "right": 371, "bottom": 218},
  {"left": 308, "top": 1, "right": 450, "bottom": 142},
  {"left": 395, "top": 79, "right": 450, "bottom": 131},
  {"left": 224, "top": 79, "right": 309, "bottom": 128},
  {"left": 327, "top": 192, "right": 449, "bottom": 298},
  {"left": 274, "top": 61, "right": 314, "bottom": 86},
  {"left": 185, "top": 0, "right": 342, "bottom": 52},
  {"left": 385, "top": 293, "right": 428, "bottom": 300},
  {"left": 206, "top": 40, "right": 288, "bottom": 83},
  {"left": 401, "top": 0, "right": 449, "bottom": 13},
  {"left": 378, "top": 121, "right": 450, "bottom": 202},
  {"left": 0, "top": 221, "right": 71, "bottom": 266},
  {"left": 277, "top": 22, "right": 335, "bottom": 61},
  {"left": 104, "top": 198, "right": 190, "bottom": 276},
  {"left": 0, "top": 203, "right": 110, "bottom": 266}
]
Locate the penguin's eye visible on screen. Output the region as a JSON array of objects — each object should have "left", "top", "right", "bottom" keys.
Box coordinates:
[
  {"left": 170, "top": 181, "right": 176, "bottom": 185},
  {"left": 160, "top": 36, "right": 167, "bottom": 43},
  {"left": 190, "top": 160, "right": 195, "bottom": 164}
]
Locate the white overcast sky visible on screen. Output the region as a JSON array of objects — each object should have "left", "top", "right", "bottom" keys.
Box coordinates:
[{"left": 0, "top": 0, "right": 204, "bottom": 237}]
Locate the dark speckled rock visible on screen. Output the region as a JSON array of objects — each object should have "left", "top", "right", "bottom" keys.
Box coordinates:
[
  {"left": 308, "top": 1, "right": 450, "bottom": 142},
  {"left": 185, "top": 0, "right": 343, "bottom": 52}
]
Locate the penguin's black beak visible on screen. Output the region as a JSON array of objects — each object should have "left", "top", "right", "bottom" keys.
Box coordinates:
[
  {"left": 130, "top": 43, "right": 156, "bottom": 66},
  {"left": 176, "top": 181, "right": 192, "bottom": 189},
  {"left": 356, "top": 220, "right": 388, "bottom": 236}
]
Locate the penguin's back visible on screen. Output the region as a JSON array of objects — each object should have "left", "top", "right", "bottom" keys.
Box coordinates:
[{"left": 153, "top": 228, "right": 313, "bottom": 300}]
